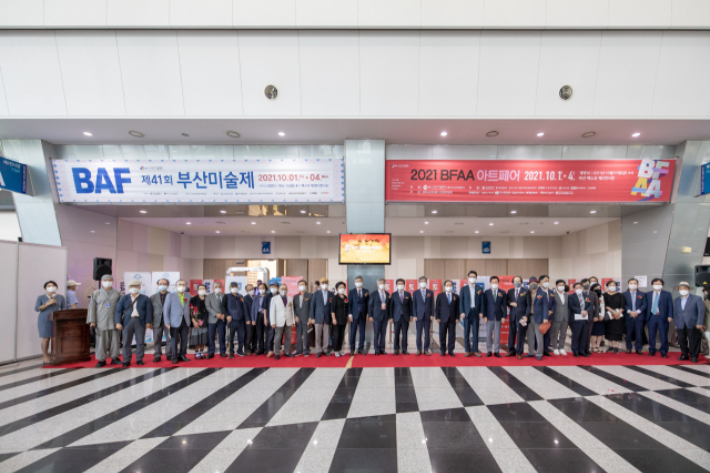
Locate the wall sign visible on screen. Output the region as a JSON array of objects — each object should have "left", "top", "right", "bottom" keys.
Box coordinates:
[
  {"left": 0, "top": 156, "right": 29, "bottom": 194},
  {"left": 482, "top": 241, "right": 491, "bottom": 254},
  {"left": 700, "top": 162, "right": 710, "bottom": 195},
  {"left": 261, "top": 242, "right": 271, "bottom": 255},
  {"left": 386, "top": 159, "right": 675, "bottom": 203},
  {"left": 51, "top": 158, "right": 345, "bottom": 203}
]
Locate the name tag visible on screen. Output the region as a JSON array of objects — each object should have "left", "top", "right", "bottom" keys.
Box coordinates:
[
  {"left": 381, "top": 303, "right": 387, "bottom": 310},
  {"left": 106, "top": 303, "right": 111, "bottom": 308}
]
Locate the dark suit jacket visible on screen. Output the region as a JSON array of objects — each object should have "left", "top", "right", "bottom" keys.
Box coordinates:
[
  {"left": 369, "top": 290, "right": 390, "bottom": 322},
  {"left": 568, "top": 292, "right": 592, "bottom": 324},
  {"left": 435, "top": 292, "right": 459, "bottom": 324},
  {"left": 263, "top": 293, "right": 275, "bottom": 324},
  {"left": 243, "top": 294, "right": 254, "bottom": 321},
  {"left": 412, "top": 288, "right": 434, "bottom": 320},
  {"left": 673, "top": 294, "right": 705, "bottom": 329},
  {"left": 223, "top": 293, "right": 245, "bottom": 321},
  {"left": 484, "top": 288, "right": 507, "bottom": 321},
  {"left": 389, "top": 291, "right": 413, "bottom": 323},
  {"left": 527, "top": 288, "right": 549, "bottom": 324},
  {"left": 311, "top": 289, "right": 334, "bottom": 324},
  {"left": 114, "top": 294, "right": 152, "bottom": 327},
  {"left": 293, "top": 292, "right": 312, "bottom": 323},
  {"left": 544, "top": 288, "right": 557, "bottom": 316},
  {"left": 586, "top": 291, "right": 600, "bottom": 320},
  {"left": 506, "top": 287, "right": 528, "bottom": 322},
  {"left": 645, "top": 290, "right": 673, "bottom": 321},
  {"left": 348, "top": 288, "right": 370, "bottom": 321},
  {"left": 623, "top": 290, "right": 647, "bottom": 321},
  {"left": 459, "top": 284, "right": 485, "bottom": 319}
]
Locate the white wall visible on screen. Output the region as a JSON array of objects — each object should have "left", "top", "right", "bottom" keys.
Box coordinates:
[
  {"left": 0, "top": 211, "right": 21, "bottom": 241},
  {"left": 549, "top": 220, "right": 622, "bottom": 282}
]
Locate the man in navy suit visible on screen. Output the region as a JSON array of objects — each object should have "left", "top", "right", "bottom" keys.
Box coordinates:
[
  {"left": 459, "top": 270, "right": 485, "bottom": 357},
  {"left": 436, "top": 280, "right": 459, "bottom": 356},
  {"left": 672, "top": 281, "right": 705, "bottom": 363},
  {"left": 310, "top": 277, "right": 333, "bottom": 358},
  {"left": 114, "top": 280, "right": 152, "bottom": 367},
  {"left": 505, "top": 275, "right": 528, "bottom": 359},
  {"left": 484, "top": 276, "right": 507, "bottom": 357},
  {"left": 348, "top": 275, "right": 369, "bottom": 356},
  {"left": 389, "top": 278, "right": 413, "bottom": 355},
  {"left": 568, "top": 282, "right": 591, "bottom": 357},
  {"left": 538, "top": 275, "right": 557, "bottom": 356},
  {"left": 623, "top": 277, "right": 647, "bottom": 354},
  {"left": 646, "top": 277, "right": 673, "bottom": 358},
  {"left": 412, "top": 276, "right": 434, "bottom": 356},
  {"left": 224, "top": 282, "right": 246, "bottom": 358},
  {"left": 368, "top": 278, "right": 390, "bottom": 355},
  {"left": 525, "top": 276, "right": 549, "bottom": 361}
]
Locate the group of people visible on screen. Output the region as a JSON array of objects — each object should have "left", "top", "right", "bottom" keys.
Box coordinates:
[{"left": 35, "top": 272, "right": 710, "bottom": 366}]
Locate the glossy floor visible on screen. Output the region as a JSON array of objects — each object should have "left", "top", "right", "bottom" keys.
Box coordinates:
[{"left": 0, "top": 360, "right": 709, "bottom": 472}]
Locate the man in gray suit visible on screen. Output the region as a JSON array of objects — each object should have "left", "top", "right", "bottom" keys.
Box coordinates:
[
  {"left": 163, "top": 279, "right": 192, "bottom": 364},
  {"left": 549, "top": 279, "right": 569, "bottom": 356},
  {"left": 293, "top": 279, "right": 312, "bottom": 357},
  {"left": 205, "top": 281, "right": 227, "bottom": 358},
  {"left": 149, "top": 277, "right": 173, "bottom": 362},
  {"left": 672, "top": 281, "right": 705, "bottom": 363},
  {"left": 87, "top": 274, "right": 122, "bottom": 367}
]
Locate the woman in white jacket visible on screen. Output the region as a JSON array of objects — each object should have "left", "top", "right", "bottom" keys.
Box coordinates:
[{"left": 270, "top": 284, "right": 295, "bottom": 360}]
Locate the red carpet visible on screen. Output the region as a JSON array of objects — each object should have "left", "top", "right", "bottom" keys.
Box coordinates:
[{"left": 46, "top": 352, "right": 706, "bottom": 369}]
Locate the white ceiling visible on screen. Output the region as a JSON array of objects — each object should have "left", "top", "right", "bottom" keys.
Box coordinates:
[
  {"left": 122, "top": 215, "right": 618, "bottom": 237},
  {"left": 2, "top": 118, "right": 709, "bottom": 146}
]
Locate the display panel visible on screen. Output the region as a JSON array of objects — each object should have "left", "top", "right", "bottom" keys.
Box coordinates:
[{"left": 339, "top": 234, "right": 392, "bottom": 265}]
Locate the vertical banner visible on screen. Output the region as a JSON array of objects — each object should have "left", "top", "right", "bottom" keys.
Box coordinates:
[
  {"left": 406, "top": 279, "right": 417, "bottom": 293},
  {"left": 203, "top": 279, "right": 214, "bottom": 294},
  {"left": 281, "top": 276, "right": 303, "bottom": 297},
  {"left": 567, "top": 279, "right": 576, "bottom": 293},
  {"left": 124, "top": 272, "right": 152, "bottom": 296},
  {"left": 152, "top": 272, "right": 181, "bottom": 293},
  {"left": 225, "top": 276, "right": 248, "bottom": 296},
  {"left": 190, "top": 279, "right": 202, "bottom": 294},
  {"left": 384, "top": 279, "right": 394, "bottom": 292},
  {"left": 498, "top": 276, "right": 516, "bottom": 344},
  {"left": 430, "top": 279, "right": 442, "bottom": 295}
]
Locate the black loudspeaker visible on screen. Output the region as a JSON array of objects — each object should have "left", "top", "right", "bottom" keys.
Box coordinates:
[
  {"left": 93, "top": 257, "right": 112, "bottom": 281},
  {"left": 694, "top": 265, "right": 710, "bottom": 287}
]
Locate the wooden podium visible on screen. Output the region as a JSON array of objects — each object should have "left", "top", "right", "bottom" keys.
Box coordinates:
[{"left": 49, "top": 309, "right": 91, "bottom": 366}]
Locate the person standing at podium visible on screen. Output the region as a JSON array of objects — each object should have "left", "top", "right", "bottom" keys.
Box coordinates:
[
  {"left": 87, "top": 275, "right": 122, "bottom": 367},
  {"left": 35, "top": 280, "right": 67, "bottom": 365}
]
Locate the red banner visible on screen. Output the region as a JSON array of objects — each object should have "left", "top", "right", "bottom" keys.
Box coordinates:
[
  {"left": 498, "top": 276, "right": 516, "bottom": 344},
  {"left": 430, "top": 279, "right": 442, "bottom": 295},
  {"left": 384, "top": 279, "right": 394, "bottom": 293},
  {"left": 386, "top": 159, "right": 675, "bottom": 203},
  {"left": 189, "top": 279, "right": 202, "bottom": 294},
  {"left": 406, "top": 279, "right": 418, "bottom": 293},
  {"left": 281, "top": 276, "right": 303, "bottom": 297}
]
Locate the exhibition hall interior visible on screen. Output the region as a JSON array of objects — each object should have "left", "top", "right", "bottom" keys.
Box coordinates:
[{"left": 1, "top": 1, "right": 710, "bottom": 472}]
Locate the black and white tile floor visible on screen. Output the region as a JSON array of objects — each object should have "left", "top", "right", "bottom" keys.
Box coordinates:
[{"left": 0, "top": 360, "right": 709, "bottom": 472}]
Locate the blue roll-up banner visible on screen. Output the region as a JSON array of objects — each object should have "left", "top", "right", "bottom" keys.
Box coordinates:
[{"left": 0, "top": 156, "right": 29, "bottom": 194}]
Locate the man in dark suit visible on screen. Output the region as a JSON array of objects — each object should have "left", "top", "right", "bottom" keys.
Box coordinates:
[
  {"left": 581, "top": 278, "right": 600, "bottom": 356},
  {"left": 623, "top": 277, "right": 647, "bottom": 354},
  {"left": 369, "top": 278, "right": 390, "bottom": 355},
  {"left": 114, "top": 280, "right": 152, "bottom": 367},
  {"left": 223, "top": 282, "right": 246, "bottom": 358},
  {"left": 294, "top": 280, "right": 312, "bottom": 357},
  {"left": 263, "top": 283, "right": 278, "bottom": 357},
  {"left": 459, "top": 270, "right": 485, "bottom": 357},
  {"left": 538, "top": 275, "right": 557, "bottom": 356},
  {"left": 436, "top": 280, "right": 459, "bottom": 356},
  {"left": 348, "top": 275, "right": 369, "bottom": 356},
  {"left": 568, "top": 282, "right": 591, "bottom": 357},
  {"left": 243, "top": 284, "right": 255, "bottom": 355},
  {"left": 483, "top": 276, "right": 507, "bottom": 357},
  {"left": 412, "top": 276, "right": 434, "bottom": 356},
  {"left": 506, "top": 275, "right": 528, "bottom": 359},
  {"left": 672, "top": 281, "right": 705, "bottom": 363},
  {"left": 310, "top": 277, "right": 333, "bottom": 357},
  {"left": 389, "top": 278, "right": 413, "bottom": 355},
  {"left": 525, "top": 276, "right": 549, "bottom": 361},
  {"left": 646, "top": 278, "right": 674, "bottom": 358}
]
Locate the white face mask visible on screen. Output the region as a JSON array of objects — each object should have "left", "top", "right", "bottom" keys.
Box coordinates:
[
  {"left": 299, "top": 285, "right": 306, "bottom": 292},
  {"left": 557, "top": 286, "right": 565, "bottom": 292},
  {"left": 679, "top": 289, "right": 689, "bottom": 296},
  {"left": 230, "top": 287, "right": 239, "bottom": 294},
  {"left": 491, "top": 284, "right": 498, "bottom": 290},
  {"left": 653, "top": 284, "right": 663, "bottom": 291},
  {"left": 214, "top": 287, "right": 222, "bottom": 294},
  {"left": 397, "top": 284, "right": 405, "bottom": 291},
  {"left": 270, "top": 287, "right": 278, "bottom": 294},
  {"left": 321, "top": 284, "right": 328, "bottom": 291},
  {"left": 338, "top": 288, "right": 345, "bottom": 294},
  {"left": 607, "top": 286, "right": 617, "bottom": 293},
  {"left": 177, "top": 285, "right": 186, "bottom": 293},
  {"left": 419, "top": 282, "right": 427, "bottom": 289},
  {"left": 247, "top": 290, "right": 254, "bottom": 296},
  {"left": 355, "top": 282, "right": 362, "bottom": 288},
  {"left": 46, "top": 286, "right": 57, "bottom": 293},
  {"left": 468, "top": 277, "right": 476, "bottom": 284},
  {"left": 445, "top": 286, "right": 453, "bottom": 293},
  {"left": 628, "top": 284, "right": 637, "bottom": 291},
  {"left": 103, "top": 281, "right": 114, "bottom": 289},
  {"left": 198, "top": 289, "right": 206, "bottom": 296},
  {"left": 378, "top": 284, "right": 385, "bottom": 291},
  {"left": 542, "top": 282, "right": 549, "bottom": 288},
  {"left": 280, "top": 289, "right": 287, "bottom": 296},
  {"left": 129, "top": 287, "right": 140, "bottom": 294},
  {"left": 575, "top": 288, "right": 583, "bottom": 295}
]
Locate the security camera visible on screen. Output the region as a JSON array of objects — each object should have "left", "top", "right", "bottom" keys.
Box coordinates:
[{"left": 566, "top": 231, "right": 570, "bottom": 234}]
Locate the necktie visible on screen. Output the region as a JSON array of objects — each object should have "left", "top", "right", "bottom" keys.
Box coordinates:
[
  {"left": 447, "top": 293, "right": 451, "bottom": 304},
  {"left": 579, "top": 294, "right": 583, "bottom": 306},
  {"left": 493, "top": 290, "right": 497, "bottom": 301},
  {"left": 515, "top": 289, "right": 519, "bottom": 299},
  {"left": 358, "top": 289, "right": 361, "bottom": 299},
  {"left": 400, "top": 292, "right": 403, "bottom": 302},
  {"left": 652, "top": 292, "right": 659, "bottom": 315},
  {"left": 324, "top": 291, "right": 327, "bottom": 304},
  {"left": 631, "top": 292, "right": 635, "bottom": 311}
]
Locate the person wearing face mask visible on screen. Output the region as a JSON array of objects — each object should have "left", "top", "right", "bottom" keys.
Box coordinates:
[
  {"left": 293, "top": 280, "right": 312, "bottom": 357},
  {"left": 66, "top": 280, "right": 81, "bottom": 309},
  {"left": 672, "top": 282, "right": 704, "bottom": 363},
  {"left": 483, "top": 276, "right": 507, "bottom": 357},
  {"left": 412, "top": 276, "right": 434, "bottom": 356},
  {"left": 459, "top": 271, "right": 485, "bottom": 357},
  {"left": 589, "top": 283, "right": 606, "bottom": 353},
  {"left": 645, "top": 278, "right": 673, "bottom": 358},
  {"left": 549, "top": 280, "right": 569, "bottom": 356},
  {"left": 368, "top": 278, "right": 390, "bottom": 356},
  {"left": 389, "top": 278, "right": 413, "bottom": 355},
  {"left": 506, "top": 276, "right": 529, "bottom": 359},
  {"left": 223, "top": 282, "right": 246, "bottom": 358},
  {"left": 261, "top": 283, "right": 280, "bottom": 357},
  {"left": 36, "top": 280, "right": 68, "bottom": 364},
  {"left": 623, "top": 278, "right": 647, "bottom": 355},
  {"left": 243, "top": 284, "right": 256, "bottom": 355},
  {"left": 581, "top": 278, "right": 600, "bottom": 356},
  {"left": 250, "top": 283, "right": 268, "bottom": 355},
  {"left": 270, "top": 284, "right": 295, "bottom": 360},
  {"left": 311, "top": 277, "right": 333, "bottom": 357},
  {"left": 163, "top": 279, "right": 193, "bottom": 364},
  {"left": 525, "top": 276, "right": 549, "bottom": 361},
  {"left": 149, "top": 278, "right": 174, "bottom": 362},
  {"left": 114, "top": 280, "right": 152, "bottom": 367},
  {"left": 536, "top": 275, "right": 557, "bottom": 356},
  {"left": 348, "top": 276, "right": 370, "bottom": 356},
  {"left": 435, "top": 280, "right": 459, "bottom": 357},
  {"left": 331, "top": 282, "right": 350, "bottom": 357},
  {"left": 602, "top": 281, "right": 625, "bottom": 353},
  {"left": 205, "top": 281, "right": 227, "bottom": 359},
  {"left": 568, "top": 282, "right": 591, "bottom": 357},
  {"left": 189, "top": 285, "right": 210, "bottom": 359},
  {"left": 88, "top": 275, "right": 122, "bottom": 367}
]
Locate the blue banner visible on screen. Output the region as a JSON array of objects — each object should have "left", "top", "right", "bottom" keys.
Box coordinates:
[
  {"left": 701, "top": 162, "right": 710, "bottom": 196},
  {"left": 0, "top": 156, "right": 28, "bottom": 194}
]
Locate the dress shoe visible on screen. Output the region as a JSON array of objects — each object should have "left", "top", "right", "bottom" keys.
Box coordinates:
[
  {"left": 266, "top": 353, "right": 274, "bottom": 358},
  {"left": 440, "top": 353, "right": 446, "bottom": 356},
  {"left": 487, "top": 352, "right": 492, "bottom": 357},
  {"left": 122, "top": 362, "right": 130, "bottom": 368},
  {"left": 581, "top": 353, "right": 590, "bottom": 357},
  {"left": 574, "top": 353, "right": 580, "bottom": 357},
  {"left": 179, "top": 356, "right": 190, "bottom": 362},
  {"left": 358, "top": 350, "right": 364, "bottom": 355},
  {"left": 517, "top": 354, "right": 523, "bottom": 360},
  {"left": 305, "top": 354, "right": 310, "bottom": 357},
  {"left": 237, "top": 352, "right": 245, "bottom": 357},
  {"left": 649, "top": 352, "right": 656, "bottom": 357},
  {"left": 172, "top": 359, "right": 178, "bottom": 364},
  {"left": 110, "top": 359, "right": 123, "bottom": 366},
  {"left": 351, "top": 352, "right": 355, "bottom": 357},
  {"left": 543, "top": 352, "right": 551, "bottom": 357},
  {"left": 416, "top": 351, "right": 421, "bottom": 356},
  {"left": 448, "top": 353, "right": 455, "bottom": 357},
  {"left": 403, "top": 351, "right": 409, "bottom": 355},
  {"left": 316, "top": 353, "right": 322, "bottom": 358},
  {"left": 229, "top": 354, "right": 234, "bottom": 359},
  {"left": 137, "top": 360, "right": 144, "bottom": 366},
  {"left": 382, "top": 351, "right": 387, "bottom": 355},
  {"left": 524, "top": 354, "right": 536, "bottom": 358},
  {"left": 425, "top": 351, "right": 432, "bottom": 356},
  {"left": 220, "top": 353, "right": 228, "bottom": 358},
  {"left": 95, "top": 361, "right": 106, "bottom": 368},
  {"left": 626, "top": 348, "right": 632, "bottom": 354},
  {"left": 636, "top": 351, "right": 643, "bottom": 355},
  {"left": 207, "top": 354, "right": 214, "bottom": 359},
  {"left": 536, "top": 356, "right": 543, "bottom": 361},
  {"left": 375, "top": 352, "right": 379, "bottom": 356},
  {"left": 494, "top": 353, "right": 501, "bottom": 358},
  {"left": 504, "top": 352, "right": 516, "bottom": 357},
  {"left": 471, "top": 352, "right": 481, "bottom": 357},
  {"left": 274, "top": 355, "right": 280, "bottom": 360},
  {"left": 465, "top": 353, "right": 471, "bottom": 358},
  {"left": 678, "top": 355, "right": 690, "bottom": 361},
  {"left": 394, "top": 351, "right": 399, "bottom": 356},
  {"left": 661, "top": 353, "right": 668, "bottom": 358},
  {"left": 153, "top": 356, "right": 161, "bottom": 363},
  {"left": 691, "top": 357, "right": 698, "bottom": 363}
]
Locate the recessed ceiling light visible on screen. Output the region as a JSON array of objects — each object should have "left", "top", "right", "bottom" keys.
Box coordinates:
[
  {"left": 420, "top": 230, "right": 424, "bottom": 233},
  {"left": 186, "top": 222, "right": 191, "bottom": 225},
  {"left": 489, "top": 223, "right": 494, "bottom": 226},
  {"left": 554, "top": 221, "right": 559, "bottom": 225},
  {"left": 582, "top": 131, "right": 596, "bottom": 138},
  {"left": 530, "top": 231, "right": 535, "bottom": 234},
  {"left": 105, "top": 222, "right": 110, "bottom": 225},
  {"left": 226, "top": 131, "right": 241, "bottom": 139},
  {"left": 653, "top": 230, "right": 658, "bottom": 233},
  {"left": 271, "top": 230, "right": 276, "bottom": 233},
  {"left": 537, "top": 132, "right": 545, "bottom": 137},
  {"left": 220, "top": 210, "right": 226, "bottom": 214},
  {"left": 90, "top": 230, "right": 95, "bottom": 233},
  {"left": 251, "top": 221, "right": 256, "bottom": 225},
  {"left": 424, "top": 221, "right": 429, "bottom": 224},
  {"left": 431, "top": 210, "right": 438, "bottom": 214},
  {"left": 486, "top": 131, "right": 499, "bottom": 138},
  {"left": 139, "top": 210, "right": 147, "bottom": 214},
  {"left": 475, "top": 230, "right": 480, "bottom": 234},
  {"left": 300, "top": 210, "right": 306, "bottom": 214},
  {"left": 83, "top": 132, "right": 92, "bottom": 136},
  {"left": 633, "top": 221, "right": 638, "bottom": 224},
  {"left": 440, "top": 131, "right": 448, "bottom": 137},
  {"left": 278, "top": 132, "right": 285, "bottom": 137},
  {"left": 316, "top": 221, "right": 321, "bottom": 225},
  {"left": 129, "top": 130, "right": 144, "bottom": 138},
  {"left": 510, "top": 210, "right": 517, "bottom": 214},
  {"left": 327, "top": 230, "right": 331, "bottom": 233},
  {"left": 590, "top": 210, "right": 597, "bottom": 214},
  {"left": 215, "top": 231, "right": 220, "bottom": 234},
  {"left": 632, "top": 132, "right": 641, "bottom": 138}
]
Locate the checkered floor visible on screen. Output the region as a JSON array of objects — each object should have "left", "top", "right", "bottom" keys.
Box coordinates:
[{"left": 0, "top": 359, "right": 710, "bottom": 472}]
